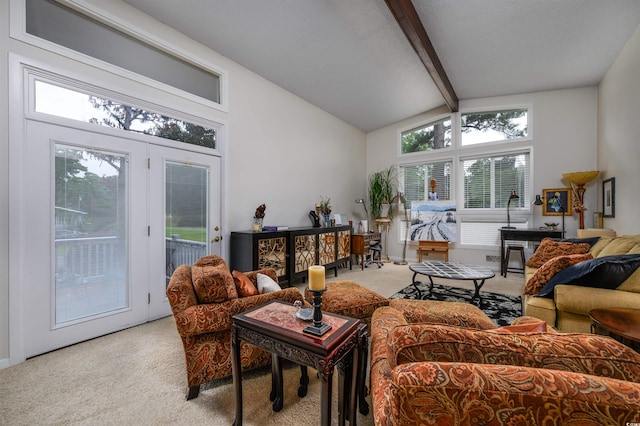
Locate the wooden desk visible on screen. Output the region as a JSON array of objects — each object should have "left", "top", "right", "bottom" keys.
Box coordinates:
[
  {"left": 590, "top": 308, "right": 640, "bottom": 352},
  {"left": 499, "top": 228, "right": 564, "bottom": 276},
  {"left": 351, "top": 232, "right": 382, "bottom": 270}
]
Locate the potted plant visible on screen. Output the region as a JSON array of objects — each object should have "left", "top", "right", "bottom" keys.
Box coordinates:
[{"left": 368, "top": 166, "right": 396, "bottom": 220}]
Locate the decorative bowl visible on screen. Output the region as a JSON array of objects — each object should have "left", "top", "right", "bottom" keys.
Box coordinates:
[{"left": 295, "top": 308, "right": 314, "bottom": 321}]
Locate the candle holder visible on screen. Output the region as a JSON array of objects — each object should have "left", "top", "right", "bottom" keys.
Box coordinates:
[{"left": 303, "top": 288, "right": 332, "bottom": 336}]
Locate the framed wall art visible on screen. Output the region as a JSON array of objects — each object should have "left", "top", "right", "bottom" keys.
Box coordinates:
[
  {"left": 542, "top": 188, "right": 571, "bottom": 216},
  {"left": 603, "top": 177, "right": 615, "bottom": 218}
]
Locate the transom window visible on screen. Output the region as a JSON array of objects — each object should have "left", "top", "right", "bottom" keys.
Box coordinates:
[
  {"left": 401, "top": 117, "right": 452, "bottom": 154},
  {"left": 35, "top": 80, "right": 217, "bottom": 149},
  {"left": 460, "top": 108, "right": 528, "bottom": 146}
]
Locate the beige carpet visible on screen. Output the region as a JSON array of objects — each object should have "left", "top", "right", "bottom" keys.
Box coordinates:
[{"left": 0, "top": 263, "right": 523, "bottom": 425}]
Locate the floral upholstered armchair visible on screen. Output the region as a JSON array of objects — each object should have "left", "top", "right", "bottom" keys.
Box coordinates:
[
  {"left": 166, "top": 254, "right": 303, "bottom": 400},
  {"left": 370, "top": 299, "right": 640, "bottom": 425}
]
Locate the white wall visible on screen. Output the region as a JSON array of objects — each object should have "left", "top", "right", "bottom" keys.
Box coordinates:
[
  {"left": 0, "top": 0, "right": 366, "bottom": 366},
  {"left": 366, "top": 87, "right": 599, "bottom": 266},
  {"left": 0, "top": 0, "right": 10, "bottom": 367},
  {"left": 598, "top": 24, "right": 640, "bottom": 235}
]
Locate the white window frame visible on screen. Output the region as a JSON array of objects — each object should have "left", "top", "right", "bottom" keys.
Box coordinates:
[
  {"left": 10, "top": 0, "right": 229, "bottom": 113},
  {"left": 457, "top": 104, "right": 533, "bottom": 149},
  {"left": 397, "top": 112, "right": 455, "bottom": 157}
]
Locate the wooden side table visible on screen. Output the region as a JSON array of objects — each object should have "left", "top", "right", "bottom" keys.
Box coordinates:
[
  {"left": 231, "top": 300, "right": 365, "bottom": 426},
  {"left": 589, "top": 308, "right": 640, "bottom": 352}
]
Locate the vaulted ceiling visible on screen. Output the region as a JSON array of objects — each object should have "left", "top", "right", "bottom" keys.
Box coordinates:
[{"left": 122, "top": 0, "right": 640, "bottom": 133}]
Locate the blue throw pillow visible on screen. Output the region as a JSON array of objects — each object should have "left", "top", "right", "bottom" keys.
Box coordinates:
[
  {"left": 563, "top": 236, "right": 600, "bottom": 247},
  {"left": 536, "top": 254, "right": 640, "bottom": 298},
  {"left": 551, "top": 237, "right": 600, "bottom": 248}
]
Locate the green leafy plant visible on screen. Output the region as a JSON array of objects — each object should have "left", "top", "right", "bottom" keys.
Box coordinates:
[{"left": 368, "top": 166, "right": 396, "bottom": 220}]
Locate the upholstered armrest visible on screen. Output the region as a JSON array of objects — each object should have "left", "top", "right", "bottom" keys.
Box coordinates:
[
  {"left": 389, "top": 299, "right": 497, "bottom": 330},
  {"left": 509, "top": 315, "right": 558, "bottom": 332},
  {"left": 370, "top": 306, "right": 408, "bottom": 369},
  {"left": 555, "top": 285, "right": 640, "bottom": 316},
  {"left": 173, "top": 287, "right": 302, "bottom": 337},
  {"left": 388, "top": 362, "right": 640, "bottom": 425},
  {"left": 386, "top": 324, "right": 640, "bottom": 382}
]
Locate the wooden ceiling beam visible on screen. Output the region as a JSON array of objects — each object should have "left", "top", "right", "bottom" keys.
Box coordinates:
[{"left": 385, "top": 0, "right": 459, "bottom": 112}]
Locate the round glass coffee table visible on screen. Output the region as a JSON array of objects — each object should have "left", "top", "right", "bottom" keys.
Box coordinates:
[{"left": 409, "top": 260, "right": 495, "bottom": 302}]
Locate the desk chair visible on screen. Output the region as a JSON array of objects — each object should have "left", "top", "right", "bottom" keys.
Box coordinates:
[{"left": 365, "top": 240, "right": 383, "bottom": 268}]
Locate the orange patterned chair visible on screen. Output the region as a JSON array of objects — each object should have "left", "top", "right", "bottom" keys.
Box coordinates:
[
  {"left": 167, "top": 255, "right": 303, "bottom": 400},
  {"left": 371, "top": 299, "right": 640, "bottom": 425}
]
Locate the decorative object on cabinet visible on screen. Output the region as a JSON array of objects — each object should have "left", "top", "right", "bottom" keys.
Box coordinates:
[
  {"left": 318, "top": 196, "right": 332, "bottom": 226},
  {"left": 562, "top": 170, "right": 600, "bottom": 229},
  {"left": 309, "top": 210, "right": 321, "bottom": 228},
  {"left": 230, "top": 225, "right": 351, "bottom": 285},
  {"left": 603, "top": 177, "right": 615, "bottom": 218},
  {"left": 252, "top": 203, "right": 266, "bottom": 231}
]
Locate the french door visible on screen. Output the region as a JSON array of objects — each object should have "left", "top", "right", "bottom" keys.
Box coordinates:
[{"left": 24, "top": 121, "right": 221, "bottom": 357}]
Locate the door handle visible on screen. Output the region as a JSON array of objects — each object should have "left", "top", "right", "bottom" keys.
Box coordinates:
[{"left": 212, "top": 236, "right": 221, "bottom": 242}]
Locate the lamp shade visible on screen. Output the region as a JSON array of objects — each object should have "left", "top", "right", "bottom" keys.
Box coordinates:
[{"left": 562, "top": 171, "right": 600, "bottom": 185}]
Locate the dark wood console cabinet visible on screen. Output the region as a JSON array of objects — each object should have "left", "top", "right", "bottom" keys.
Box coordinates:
[{"left": 230, "top": 225, "right": 351, "bottom": 285}]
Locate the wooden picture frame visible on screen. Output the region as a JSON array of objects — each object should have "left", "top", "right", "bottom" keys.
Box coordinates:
[
  {"left": 542, "top": 188, "right": 571, "bottom": 216},
  {"left": 603, "top": 177, "right": 615, "bottom": 218}
]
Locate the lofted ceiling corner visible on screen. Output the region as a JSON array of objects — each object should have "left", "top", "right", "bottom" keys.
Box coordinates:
[{"left": 121, "top": 0, "right": 640, "bottom": 133}]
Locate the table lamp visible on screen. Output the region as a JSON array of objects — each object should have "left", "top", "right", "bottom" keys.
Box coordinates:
[
  {"left": 355, "top": 198, "right": 369, "bottom": 231},
  {"left": 504, "top": 190, "right": 519, "bottom": 229},
  {"left": 562, "top": 170, "right": 600, "bottom": 229}
]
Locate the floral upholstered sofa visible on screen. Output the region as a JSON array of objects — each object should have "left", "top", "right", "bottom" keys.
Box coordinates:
[
  {"left": 522, "top": 233, "right": 640, "bottom": 332},
  {"left": 371, "top": 299, "right": 640, "bottom": 425},
  {"left": 166, "top": 255, "right": 303, "bottom": 400}
]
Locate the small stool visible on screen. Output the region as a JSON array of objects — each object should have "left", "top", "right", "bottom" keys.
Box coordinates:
[
  {"left": 417, "top": 240, "right": 449, "bottom": 262},
  {"left": 503, "top": 245, "right": 526, "bottom": 277},
  {"left": 304, "top": 280, "right": 389, "bottom": 329}
]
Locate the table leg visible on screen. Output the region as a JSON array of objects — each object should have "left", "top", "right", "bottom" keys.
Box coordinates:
[
  {"left": 298, "top": 365, "right": 309, "bottom": 397},
  {"left": 319, "top": 367, "right": 333, "bottom": 426},
  {"left": 231, "top": 325, "right": 242, "bottom": 426},
  {"left": 500, "top": 236, "right": 506, "bottom": 277},
  {"left": 410, "top": 271, "right": 423, "bottom": 297},
  {"left": 357, "top": 325, "right": 369, "bottom": 415},
  {"left": 349, "top": 345, "right": 359, "bottom": 426},
  {"left": 271, "top": 354, "right": 283, "bottom": 412},
  {"left": 338, "top": 360, "right": 347, "bottom": 426},
  {"left": 471, "top": 279, "right": 485, "bottom": 300}
]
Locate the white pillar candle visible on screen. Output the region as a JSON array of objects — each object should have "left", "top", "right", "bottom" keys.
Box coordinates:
[{"left": 308, "top": 265, "right": 326, "bottom": 291}]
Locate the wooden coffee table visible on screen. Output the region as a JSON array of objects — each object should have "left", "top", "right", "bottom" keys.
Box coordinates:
[
  {"left": 231, "top": 300, "right": 366, "bottom": 426},
  {"left": 409, "top": 260, "right": 495, "bottom": 302},
  {"left": 590, "top": 308, "right": 640, "bottom": 352}
]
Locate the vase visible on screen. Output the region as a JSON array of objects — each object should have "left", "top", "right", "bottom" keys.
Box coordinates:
[
  {"left": 323, "top": 213, "right": 331, "bottom": 227},
  {"left": 252, "top": 217, "right": 263, "bottom": 232}
]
